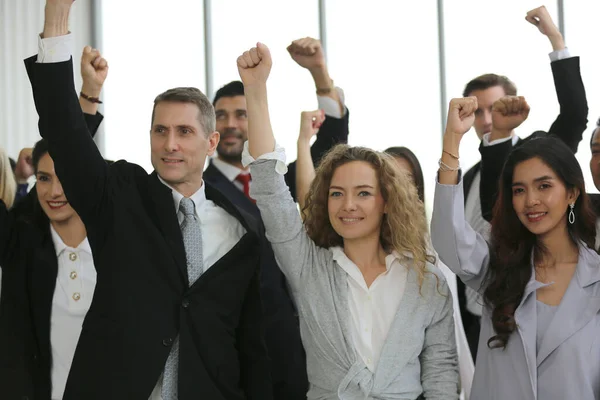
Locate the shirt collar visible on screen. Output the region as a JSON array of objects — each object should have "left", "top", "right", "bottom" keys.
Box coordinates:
[
  {"left": 331, "top": 246, "right": 402, "bottom": 276},
  {"left": 157, "top": 175, "right": 206, "bottom": 215},
  {"left": 211, "top": 156, "right": 249, "bottom": 182},
  {"left": 50, "top": 224, "right": 92, "bottom": 256}
]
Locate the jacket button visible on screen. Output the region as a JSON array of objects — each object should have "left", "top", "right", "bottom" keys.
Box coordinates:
[
  {"left": 182, "top": 299, "right": 190, "bottom": 309},
  {"left": 162, "top": 338, "right": 173, "bottom": 347}
]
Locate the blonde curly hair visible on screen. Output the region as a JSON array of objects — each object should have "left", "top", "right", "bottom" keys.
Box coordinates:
[{"left": 302, "top": 144, "right": 435, "bottom": 288}]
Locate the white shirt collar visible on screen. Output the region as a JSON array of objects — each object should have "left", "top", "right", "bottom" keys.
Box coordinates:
[
  {"left": 50, "top": 224, "right": 92, "bottom": 256},
  {"left": 157, "top": 175, "right": 206, "bottom": 215},
  {"left": 331, "top": 246, "right": 401, "bottom": 272},
  {"left": 211, "top": 156, "right": 249, "bottom": 183}
]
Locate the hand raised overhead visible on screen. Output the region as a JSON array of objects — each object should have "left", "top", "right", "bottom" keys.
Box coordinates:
[
  {"left": 298, "top": 110, "right": 326, "bottom": 142},
  {"left": 287, "top": 37, "right": 325, "bottom": 71},
  {"left": 445, "top": 97, "right": 478, "bottom": 137},
  {"left": 492, "top": 96, "right": 530, "bottom": 133},
  {"left": 81, "top": 46, "right": 109, "bottom": 95},
  {"left": 237, "top": 43, "right": 272, "bottom": 87}
]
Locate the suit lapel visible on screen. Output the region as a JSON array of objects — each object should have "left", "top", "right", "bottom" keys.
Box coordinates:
[
  {"left": 536, "top": 246, "right": 600, "bottom": 366},
  {"left": 149, "top": 173, "right": 188, "bottom": 282}
]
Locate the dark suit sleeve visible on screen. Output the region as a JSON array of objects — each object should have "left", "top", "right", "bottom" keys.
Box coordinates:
[
  {"left": 237, "top": 262, "right": 273, "bottom": 400},
  {"left": 479, "top": 57, "right": 588, "bottom": 222},
  {"left": 546, "top": 57, "right": 588, "bottom": 153},
  {"left": 285, "top": 109, "right": 350, "bottom": 200},
  {"left": 24, "top": 56, "right": 110, "bottom": 234},
  {"left": 84, "top": 111, "right": 104, "bottom": 139}
]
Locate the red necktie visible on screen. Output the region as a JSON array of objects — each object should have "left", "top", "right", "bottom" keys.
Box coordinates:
[{"left": 235, "top": 173, "right": 254, "bottom": 202}]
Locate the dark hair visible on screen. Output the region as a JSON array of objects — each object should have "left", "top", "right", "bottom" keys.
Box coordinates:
[
  {"left": 151, "top": 87, "right": 215, "bottom": 134},
  {"left": 463, "top": 73, "right": 517, "bottom": 98},
  {"left": 212, "top": 81, "right": 245, "bottom": 106},
  {"left": 384, "top": 146, "right": 425, "bottom": 204},
  {"left": 485, "top": 136, "right": 596, "bottom": 348},
  {"left": 32, "top": 139, "right": 50, "bottom": 174},
  {"left": 589, "top": 117, "right": 600, "bottom": 148}
]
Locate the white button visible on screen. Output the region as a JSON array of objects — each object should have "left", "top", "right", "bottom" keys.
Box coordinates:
[
  {"left": 70, "top": 271, "right": 77, "bottom": 280},
  {"left": 367, "top": 358, "right": 372, "bottom": 364},
  {"left": 72, "top": 292, "right": 81, "bottom": 301},
  {"left": 69, "top": 252, "right": 77, "bottom": 262},
  {"left": 367, "top": 295, "right": 372, "bottom": 300}
]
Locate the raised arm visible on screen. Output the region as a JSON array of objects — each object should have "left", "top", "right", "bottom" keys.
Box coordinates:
[
  {"left": 27, "top": 0, "right": 110, "bottom": 229},
  {"left": 432, "top": 98, "right": 491, "bottom": 291},
  {"left": 284, "top": 37, "right": 350, "bottom": 200},
  {"left": 295, "top": 110, "right": 325, "bottom": 211},
  {"left": 525, "top": 6, "right": 588, "bottom": 153}
]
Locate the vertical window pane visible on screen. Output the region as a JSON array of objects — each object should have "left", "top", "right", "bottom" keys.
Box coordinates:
[
  {"left": 564, "top": 3, "right": 600, "bottom": 193},
  {"left": 210, "top": 0, "right": 320, "bottom": 163},
  {"left": 326, "top": 0, "right": 442, "bottom": 215},
  {"left": 444, "top": 1, "right": 561, "bottom": 172},
  {"left": 101, "top": 1, "right": 206, "bottom": 171}
]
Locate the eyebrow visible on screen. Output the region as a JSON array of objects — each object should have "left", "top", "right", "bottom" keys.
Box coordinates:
[
  {"left": 36, "top": 170, "right": 50, "bottom": 176},
  {"left": 512, "top": 175, "right": 554, "bottom": 186},
  {"left": 329, "top": 184, "right": 375, "bottom": 190},
  {"left": 591, "top": 142, "right": 600, "bottom": 148}
]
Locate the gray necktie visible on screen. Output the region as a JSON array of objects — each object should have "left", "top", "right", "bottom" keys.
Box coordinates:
[{"left": 162, "top": 197, "right": 204, "bottom": 399}]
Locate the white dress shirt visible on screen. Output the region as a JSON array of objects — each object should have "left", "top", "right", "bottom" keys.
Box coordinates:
[
  {"left": 149, "top": 178, "right": 246, "bottom": 400},
  {"left": 331, "top": 247, "right": 408, "bottom": 372},
  {"left": 49, "top": 226, "right": 96, "bottom": 400}
]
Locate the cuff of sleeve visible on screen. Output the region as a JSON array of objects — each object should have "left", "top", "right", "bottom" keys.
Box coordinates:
[
  {"left": 242, "top": 141, "right": 288, "bottom": 175},
  {"left": 37, "top": 33, "right": 74, "bottom": 63},
  {"left": 549, "top": 47, "right": 571, "bottom": 62},
  {"left": 317, "top": 87, "right": 347, "bottom": 118},
  {"left": 481, "top": 132, "right": 513, "bottom": 146}
]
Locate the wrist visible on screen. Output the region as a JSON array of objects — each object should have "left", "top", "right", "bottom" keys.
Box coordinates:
[
  {"left": 42, "top": 5, "right": 71, "bottom": 38},
  {"left": 310, "top": 67, "right": 332, "bottom": 89},
  {"left": 81, "top": 84, "right": 102, "bottom": 98},
  {"left": 442, "top": 133, "right": 461, "bottom": 155},
  {"left": 297, "top": 136, "right": 312, "bottom": 146},
  {"left": 548, "top": 32, "right": 565, "bottom": 51}
]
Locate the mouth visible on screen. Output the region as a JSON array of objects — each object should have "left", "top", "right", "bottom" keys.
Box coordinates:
[
  {"left": 526, "top": 212, "right": 547, "bottom": 223},
  {"left": 339, "top": 217, "right": 364, "bottom": 225},
  {"left": 162, "top": 158, "right": 183, "bottom": 164},
  {"left": 47, "top": 201, "right": 68, "bottom": 210}
]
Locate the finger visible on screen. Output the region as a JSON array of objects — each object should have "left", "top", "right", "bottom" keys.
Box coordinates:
[
  {"left": 92, "top": 56, "right": 103, "bottom": 68},
  {"left": 525, "top": 14, "right": 539, "bottom": 26},
  {"left": 256, "top": 42, "right": 272, "bottom": 65},
  {"left": 249, "top": 47, "right": 261, "bottom": 65},
  {"left": 98, "top": 58, "right": 108, "bottom": 70},
  {"left": 237, "top": 55, "right": 249, "bottom": 69},
  {"left": 242, "top": 51, "right": 254, "bottom": 67}
]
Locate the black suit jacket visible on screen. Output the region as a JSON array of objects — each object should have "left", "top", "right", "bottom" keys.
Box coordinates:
[
  {"left": 25, "top": 56, "right": 272, "bottom": 400},
  {"left": 204, "top": 109, "right": 349, "bottom": 399},
  {"left": 479, "top": 56, "right": 588, "bottom": 222},
  {"left": 0, "top": 113, "right": 103, "bottom": 400}
]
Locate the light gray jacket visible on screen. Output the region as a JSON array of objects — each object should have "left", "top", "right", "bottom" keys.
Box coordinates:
[
  {"left": 250, "top": 159, "right": 459, "bottom": 400},
  {"left": 431, "top": 178, "right": 600, "bottom": 400}
]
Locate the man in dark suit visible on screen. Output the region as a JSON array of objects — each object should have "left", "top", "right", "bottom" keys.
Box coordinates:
[
  {"left": 204, "top": 38, "right": 349, "bottom": 399},
  {"left": 455, "top": 5, "right": 587, "bottom": 362},
  {"left": 27, "top": 1, "right": 271, "bottom": 399}
]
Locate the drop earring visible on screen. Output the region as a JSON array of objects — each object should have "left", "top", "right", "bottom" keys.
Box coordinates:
[{"left": 568, "top": 203, "right": 575, "bottom": 224}]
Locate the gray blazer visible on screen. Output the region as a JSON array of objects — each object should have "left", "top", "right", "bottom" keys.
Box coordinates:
[
  {"left": 431, "top": 178, "right": 600, "bottom": 400},
  {"left": 250, "top": 159, "right": 459, "bottom": 400}
]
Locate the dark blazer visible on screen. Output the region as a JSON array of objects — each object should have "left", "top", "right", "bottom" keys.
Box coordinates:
[
  {"left": 0, "top": 113, "right": 103, "bottom": 400},
  {"left": 479, "top": 56, "right": 588, "bottom": 222},
  {"left": 203, "top": 110, "right": 349, "bottom": 399},
  {"left": 25, "top": 56, "right": 272, "bottom": 400}
]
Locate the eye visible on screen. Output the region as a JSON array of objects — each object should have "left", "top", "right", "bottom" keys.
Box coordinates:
[
  {"left": 513, "top": 187, "right": 524, "bottom": 195},
  {"left": 474, "top": 109, "right": 483, "bottom": 117},
  {"left": 181, "top": 128, "right": 191, "bottom": 134},
  {"left": 237, "top": 111, "right": 247, "bottom": 119},
  {"left": 37, "top": 175, "right": 49, "bottom": 182},
  {"left": 154, "top": 127, "right": 166, "bottom": 134},
  {"left": 358, "top": 191, "right": 371, "bottom": 196},
  {"left": 329, "top": 191, "right": 342, "bottom": 197},
  {"left": 216, "top": 113, "right": 226, "bottom": 120},
  {"left": 539, "top": 183, "right": 551, "bottom": 190}
]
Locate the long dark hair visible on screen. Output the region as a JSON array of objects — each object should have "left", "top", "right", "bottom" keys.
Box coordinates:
[
  {"left": 485, "top": 136, "right": 596, "bottom": 348},
  {"left": 384, "top": 147, "right": 425, "bottom": 204}
]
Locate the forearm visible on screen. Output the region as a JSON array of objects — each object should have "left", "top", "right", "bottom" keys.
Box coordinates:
[
  {"left": 245, "top": 84, "right": 275, "bottom": 158},
  {"left": 547, "top": 32, "right": 565, "bottom": 52},
  {"left": 310, "top": 67, "right": 342, "bottom": 115},
  {"left": 438, "top": 134, "right": 461, "bottom": 185},
  {"left": 79, "top": 83, "right": 102, "bottom": 115},
  {"left": 42, "top": 4, "right": 70, "bottom": 39},
  {"left": 295, "top": 138, "right": 316, "bottom": 211}
]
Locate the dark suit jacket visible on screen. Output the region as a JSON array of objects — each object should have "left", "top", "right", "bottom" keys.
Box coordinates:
[
  {"left": 0, "top": 113, "right": 103, "bottom": 400},
  {"left": 479, "top": 56, "right": 588, "bottom": 222},
  {"left": 25, "top": 56, "right": 272, "bottom": 400},
  {"left": 204, "top": 110, "right": 349, "bottom": 399}
]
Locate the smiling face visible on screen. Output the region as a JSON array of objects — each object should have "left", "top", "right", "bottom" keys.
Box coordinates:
[
  {"left": 150, "top": 101, "right": 219, "bottom": 196},
  {"left": 214, "top": 95, "right": 248, "bottom": 163},
  {"left": 511, "top": 157, "right": 578, "bottom": 238},
  {"left": 327, "top": 161, "right": 387, "bottom": 244},
  {"left": 35, "top": 153, "right": 78, "bottom": 224}
]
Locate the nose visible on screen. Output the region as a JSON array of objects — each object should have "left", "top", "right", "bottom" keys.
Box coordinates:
[
  {"left": 483, "top": 109, "right": 492, "bottom": 128},
  {"left": 226, "top": 114, "right": 238, "bottom": 129},
  {"left": 51, "top": 178, "right": 64, "bottom": 198},
  {"left": 525, "top": 192, "right": 540, "bottom": 208},
  {"left": 342, "top": 195, "right": 357, "bottom": 211},
  {"left": 164, "top": 131, "right": 178, "bottom": 152}
]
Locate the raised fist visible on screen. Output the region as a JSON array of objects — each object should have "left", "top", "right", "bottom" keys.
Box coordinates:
[
  {"left": 80, "top": 46, "right": 108, "bottom": 94},
  {"left": 299, "top": 110, "right": 326, "bottom": 142},
  {"left": 14, "top": 148, "right": 34, "bottom": 183},
  {"left": 445, "top": 97, "right": 478, "bottom": 137},
  {"left": 492, "top": 96, "right": 530, "bottom": 132},
  {"left": 287, "top": 37, "right": 325, "bottom": 71},
  {"left": 525, "top": 6, "right": 560, "bottom": 38},
  {"left": 237, "top": 43, "right": 272, "bottom": 87}
]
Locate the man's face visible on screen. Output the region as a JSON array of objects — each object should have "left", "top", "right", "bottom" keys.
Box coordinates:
[
  {"left": 590, "top": 128, "right": 600, "bottom": 191},
  {"left": 150, "top": 101, "right": 219, "bottom": 195},
  {"left": 214, "top": 95, "right": 248, "bottom": 164},
  {"left": 469, "top": 85, "right": 507, "bottom": 139}
]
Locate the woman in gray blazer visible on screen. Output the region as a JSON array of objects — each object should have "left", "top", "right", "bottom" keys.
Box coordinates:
[
  {"left": 431, "top": 97, "right": 600, "bottom": 400},
  {"left": 236, "top": 44, "right": 459, "bottom": 399}
]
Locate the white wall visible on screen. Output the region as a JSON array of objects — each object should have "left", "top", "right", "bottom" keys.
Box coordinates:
[{"left": 0, "top": 0, "right": 93, "bottom": 159}]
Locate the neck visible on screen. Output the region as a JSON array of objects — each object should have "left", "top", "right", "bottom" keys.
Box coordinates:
[
  {"left": 536, "top": 222, "right": 579, "bottom": 268},
  {"left": 217, "top": 155, "right": 247, "bottom": 171},
  {"left": 343, "top": 233, "right": 387, "bottom": 272},
  {"left": 51, "top": 215, "right": 87, "bottom": 248}
]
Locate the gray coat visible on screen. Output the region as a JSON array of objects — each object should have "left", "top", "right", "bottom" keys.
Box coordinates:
[
  {"left": 250, "top": 159, "right": 459, "bottom": 400},
  {"left": 431, "top": 178, "right": 600, "bottom": 400}
]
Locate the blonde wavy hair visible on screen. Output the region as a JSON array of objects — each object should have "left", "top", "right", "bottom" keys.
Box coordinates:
[
  {"left": 302, "top": 144, "right": 435, "bottom": 288},
  {"left": 0, "top": 147, "right": 16, "bottom": 209}
]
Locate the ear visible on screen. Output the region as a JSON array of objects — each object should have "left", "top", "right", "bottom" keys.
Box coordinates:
[
  {"left": 206, "top": 131, "right": 220, "bottom": 156},
  {"left": 567, "top": 187, "right": 581, "bottom": 204}
]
